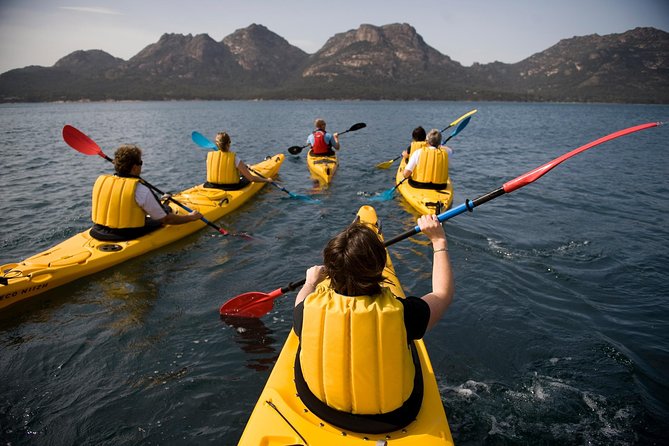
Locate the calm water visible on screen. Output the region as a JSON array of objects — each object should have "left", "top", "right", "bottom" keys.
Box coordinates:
[{"left": 1, "top": 101, "right": 668, "bottom": 445}]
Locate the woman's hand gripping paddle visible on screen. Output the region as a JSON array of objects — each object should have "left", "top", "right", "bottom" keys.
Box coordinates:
[
  {"left": 62, "top": 125, "right": 251, "bottom": 239},
  {"left": 221, "top": 121, "right": 662, "bottom": 318},
  {"left": 191, "top": 131, "right": 319, "bottom": 203},
  {"left": 287, "top": 122, "right": 367, "bottom": 155}
]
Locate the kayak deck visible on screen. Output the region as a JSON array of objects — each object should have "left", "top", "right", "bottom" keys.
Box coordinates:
[
  {"left": 395, "top": 158, "right": 453, "bottom": 215},
  {"left": 307, "top": 150, "right": 338, "bottom": 185},
  {"left": 0, "top": 154, "right": 284, "bottom": 309},
  {"left": 236, "top": 204, "right": 453, "bottom": 445}
]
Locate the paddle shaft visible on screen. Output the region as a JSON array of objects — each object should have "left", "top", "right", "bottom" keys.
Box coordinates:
[
  {"left": 290, "top": 122, "right": 366, "bottom": 154},
  {"left": 385, "top": 121, "right": 661, "bottom": 245},
  {"left": 381, "top": 119, "right": 467, "bottom": 195},
  {"left": 222, "top": 121, "right": 660, "bottom": 315},
  {"left": 441, "top": 109, "right": 478, "bottom": 133},
  {"left": 308, "top": 121, "right": 663, "bottom": 284},
  {"left": 191, "top": 131, "right": 317, "bottom": 203},
  {"left": 376, "top": 111, "right": 476, "bottom": 169},
  {"left": 247, "top": 166, "right": 291, "bottom": 195}
]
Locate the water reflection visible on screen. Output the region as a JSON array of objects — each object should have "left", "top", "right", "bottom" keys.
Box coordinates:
[
  {"left": 221, "top": 315, "right": 279, "bottom": 372},
  {"left": 95, "top": 270, "right": 159, "bottom": 335}
]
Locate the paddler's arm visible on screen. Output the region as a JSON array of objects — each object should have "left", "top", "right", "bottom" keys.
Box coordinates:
[
  {"left": 138, "top": 185, "right": 203, "bottom": 226},
  {"left": 295, "top": 265, "right": 326, "bottom": 306},
  {"left": 331, "top": 132, "right": 340, "bottom": 150},
  {"left": 160, "top": 210, "right": 202, "bottom": 225},
  {"left": 403, "top": 150, "right": 419, "bottom": 178},
  {"left": 238, "top": 162, "right": 273, "bottom": 183},
  {"left": 417, "top": 214, "right": 454, "bottom": 331}
]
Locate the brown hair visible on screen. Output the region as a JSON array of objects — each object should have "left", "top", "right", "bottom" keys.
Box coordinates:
[
  {"left": 215, "top": 132, "right": 231, "bottom": 151},
  {"left": 113, "top": 144, "right": 142, "bottom": 176},
  {"left": 314, "top": 119, "right": 326, "bottom": 130},
  {"left": 323, "top": 222, "right": 386, "bottom": 296}
]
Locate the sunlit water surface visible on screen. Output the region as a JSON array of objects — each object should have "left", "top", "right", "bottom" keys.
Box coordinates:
[{"left": 1, "top": 101, "right": 668, "bottom": 445}]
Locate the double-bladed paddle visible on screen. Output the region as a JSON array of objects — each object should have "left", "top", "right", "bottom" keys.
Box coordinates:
[
  {"left": 191, "top": 131, "right": 319, "bottom": 203},
  {"left": 375, "top": 109, "right": 478, "bottom": 169},
  {"left": 220, "top": 121, "right": 662, "bottom": 318},
  {"left": 62, "top": 125, "right": 251, "bottom": 238},
  {"left": 287, "top": 122, "right": 367, "bottom": 155},
  {"left": 370, "top": 116, "right": 472, "bottom": 202}
]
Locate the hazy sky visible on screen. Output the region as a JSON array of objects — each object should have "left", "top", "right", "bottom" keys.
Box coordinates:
[{"left": 0, "top": 0, "right": 667, "bottom": 74}]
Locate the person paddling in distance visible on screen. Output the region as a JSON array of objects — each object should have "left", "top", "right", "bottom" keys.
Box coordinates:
[
  {"left": 204, "top": 131, "right": 274, "bottom": 190},
  {"left": 292, "top": 214, "right": 454, "bottom": 433},
  {"left": 401, "top": 125, "right": 427, "bottom": 161},
  {"left": 403, "top": 128, "right": 452, "bottom": 190},
  {"left": 90, "top": 145, "right": 202, "bottom": 242},
  {"left": 307, "top": 118, "right": 340, "bottom": 156}
]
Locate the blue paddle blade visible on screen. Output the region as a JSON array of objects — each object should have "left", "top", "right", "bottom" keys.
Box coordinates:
[
  {"left": 292, "top": 193, "right": 321, "bottom": 203},
  {"left": 369, "top": 186, "right": 397, "bottom": 202},
  {"left": 284, "top": 189, "right": 319, "bottom": 203},
  {"left": 442, "top": 116, "right": 471, "bottom": 144},
  {"left": 192, "top": 131, "right": 217, "bottom": 150}
]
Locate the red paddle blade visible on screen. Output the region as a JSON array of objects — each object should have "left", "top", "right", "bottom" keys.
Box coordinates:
[
  {"left": 219, "top": 291, "right": 277, "bottom": 318},
  {"left": 62, "top": 125, "right": 104, "bottom": 156},
  {"left": 503, "top": 122, "right": 661, "bottom": 193}
]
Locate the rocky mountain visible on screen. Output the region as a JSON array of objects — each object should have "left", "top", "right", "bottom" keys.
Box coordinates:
[
  {"left": 0, "top": 23, "right": 667, "bottom": 103},
  {"left": 466, "top": 27, "right": 669, "bottom": 103},
  {"left": 223, "top": 23, "right": 308, "bottom": 85}
]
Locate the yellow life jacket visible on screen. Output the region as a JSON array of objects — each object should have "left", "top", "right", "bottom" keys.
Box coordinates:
[
  {"left": 409, "top": 140, "right": 427, "bottom": 153},
  {"left": 299, "top": 283, "right": 415, "bottom": 414},
  {"left": 411, "top": 146, "right": 449, "bottom": 184},
  {"left": 91, "top": 175, "right": 146, "bottom": 228},
  {"left": 206, "top": 151, "right": 239, "bottom": 185}
]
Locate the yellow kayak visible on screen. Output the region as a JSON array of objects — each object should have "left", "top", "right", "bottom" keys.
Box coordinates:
[
  {"left": 307, "top": 149, "right": 338, "bottom": 185},
  {"left": 0, "top": 154, "right": 285, "bottom": 310},
  {"left": 395, "top": 158, "right": 453, "bottom": 215},
  {"left": 237, "top": 204, "right": 454, "bottom": 445}
]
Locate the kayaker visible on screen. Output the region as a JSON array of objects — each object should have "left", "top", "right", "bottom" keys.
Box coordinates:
[
  {"left": 204, "top": 131, "right": 274, "bottom": 190},
  {"left": 292, "top": 214, "right": 454, "bottom": 433},
  {"left": 401, "top": 126, "right": 427, "bottom": 160},
  {"left": 307, "top": 119, "right": 340, "bottom": 156},
  {"left": 90, "top": 144, "right": 203, "bottom": 241},
  {"left": 402, "top": 128, "right": 451, "bottom": 189}
]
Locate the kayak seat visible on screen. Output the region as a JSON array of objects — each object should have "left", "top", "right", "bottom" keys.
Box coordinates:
[
  {"left": 408, "top": 179, "right": 448, "bottom": 190},
  {"left": 89, "top": 220, "right": 162, "bottom": 242},
  {"left": 309, "top": 149, "right": 336, "bottom": 157},
  {"left": 203, "top": 178, "right": 250, "bottom": 191}
]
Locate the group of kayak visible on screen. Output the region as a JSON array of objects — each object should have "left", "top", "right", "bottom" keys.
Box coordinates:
[
  {"left": 3, "top": 114, "right": 657, "bottom": 445},
  {"left": 0, "top": 113, "right": 466, "bottom": 309},
  {"left": 0, "top": 115, "right": 466, "bottom": 446}
]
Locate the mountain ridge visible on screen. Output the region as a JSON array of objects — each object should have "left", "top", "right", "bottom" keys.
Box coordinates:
[{"left": 1, "top": 23, "right": 667, "bottom": 103}]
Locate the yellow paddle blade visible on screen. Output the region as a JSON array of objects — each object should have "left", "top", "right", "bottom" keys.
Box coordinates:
[
  {"left": 448, "top": 109, "right": 478, "bottom": 128},
  {"left": 376, "top": 159, "right": 395, "bottom": 169}
]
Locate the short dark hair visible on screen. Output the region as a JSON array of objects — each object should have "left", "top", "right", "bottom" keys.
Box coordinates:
[
  {"left": 323, "top": 223, "right": 386, "bottom": 296},
  {"left": 113, "top": 144, "right": 142, "bottom": 176},
  {"left": 412, "top": 126, "right": 426, "bottom": 141}
]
